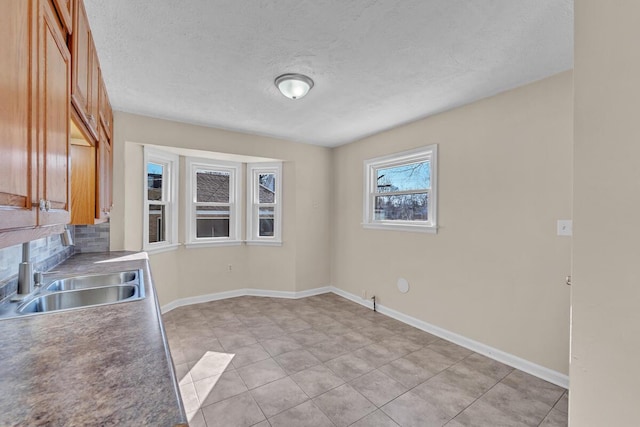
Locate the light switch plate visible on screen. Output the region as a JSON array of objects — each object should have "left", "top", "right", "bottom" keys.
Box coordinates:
[{"left": 557, "top": 219, "right": 573, "bottom": 236}]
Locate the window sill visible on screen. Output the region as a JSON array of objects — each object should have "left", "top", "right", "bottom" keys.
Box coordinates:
[
  {"left": 362, "top": 222, "right": 438, "bottom": 234},
  {"left": 245, "top": 240, "right": 283, "bottom": 247},
  {"left": 144, "top": 243, "right": 181, "bottom": 255},
  {"left": 185, "top": 240, "right": 243, "bottom": 249}
]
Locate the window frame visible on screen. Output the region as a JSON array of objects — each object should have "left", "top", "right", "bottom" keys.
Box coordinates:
[
  {"left": 363, "top": 145, "right": 438, "bottom": 233},
  {"left": 185, "top": 157, "right": 243, "bottom": 248},
  {"left": 246, "top": 162, "right": 283, "bottom": 245},
  {"left": 143, "top": 147, "right": 179, "bottom": 253}
]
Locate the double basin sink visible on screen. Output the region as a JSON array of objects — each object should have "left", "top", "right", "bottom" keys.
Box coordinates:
[{"left": 0, "top": 270, "right": 145, "bottom": 319}]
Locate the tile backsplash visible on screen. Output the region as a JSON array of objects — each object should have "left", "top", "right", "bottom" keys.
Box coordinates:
[
  {"left": 0, "top": 222, "right": 110, "bottom": 302},
  {"left": 73, "top": 222, "right": 110, "bottom": 253}
]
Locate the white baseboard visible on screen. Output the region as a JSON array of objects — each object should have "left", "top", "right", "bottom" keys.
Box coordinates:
[
  {"left": 160, "top": 286, "right": 332, "bottom": 314},
  {"left": 247, "top": 286, "right": 332, "bottom": 300},
  {"left": 160, "top": 285, "right": 568, "bottom": 389},
  {"left": 330, "top": 286, "right": 569, "bottom": 389},
  {"left": 161, "top": 289, "right": 246, "bottom": 313}
]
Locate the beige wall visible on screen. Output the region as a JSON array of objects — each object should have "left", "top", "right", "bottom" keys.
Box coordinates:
[
  {"left": 331, "top": 72, "right": 573, "bottom": 374},
  {"left": 571, "top": 2, "right": 640, "bottom": 425},
  {"left": 111, "top": 72, "right": 573, "bottom": 376},
  {"left": 111, "top": 112, "right": 332, "bottom": 305}
]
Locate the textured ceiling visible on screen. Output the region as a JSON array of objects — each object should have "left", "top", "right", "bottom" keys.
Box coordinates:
[{"left": 84, "top": 0, "right": 573, "bottom": 147}]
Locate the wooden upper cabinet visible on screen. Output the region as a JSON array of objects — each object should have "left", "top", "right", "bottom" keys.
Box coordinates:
[
  {"left": 37, "top": 0, "right": 71, "bottom": 226},
  {"left": 0, "top": 0, "right": 113, "bottom": 239},
  {"left": 51, "top": 0, "right": 72, "bottom": 35},
  {"left": 99, "top": 70, "right": 113, "bottom": 139},
  {"left": 0, "top": 0, "right": 71, "bottom": 236},
  {"left": 70, "top": 0, "right": 97, "bottom": 140},
  {"left": 88, "top": 40, "right": 100, "bottom": 135},
  {"left": 66, "top": 0, "right": 114, "bottom": 226},
  {"left": 71, "top": 0, "right": 88, "bottom": 110},
  {"left": 0, "top": 1, "right": 38, "bottom": 230},
  {"left": 96, "top": 124, "right": 112, "bottom": 220}
]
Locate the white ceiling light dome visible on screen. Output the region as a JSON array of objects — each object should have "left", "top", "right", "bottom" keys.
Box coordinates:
[{"left": 275, "top": 73, "right": 314, "bottom": 100}]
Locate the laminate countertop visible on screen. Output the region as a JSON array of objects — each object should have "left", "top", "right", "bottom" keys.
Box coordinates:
[{"left": 0, "top": 251, "right": 186, "bottom": 426}]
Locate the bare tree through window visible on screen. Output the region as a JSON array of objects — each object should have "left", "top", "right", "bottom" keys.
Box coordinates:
[{"left": 375, "top": 161, "right": 430, "bottom": 221}]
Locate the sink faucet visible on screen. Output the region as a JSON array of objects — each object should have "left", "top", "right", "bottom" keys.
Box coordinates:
[
  {"left": 13, "top": 242, "right": 37, "bottom": 302},
  {"left": 12, "top": 230, "right": 73, "bottom": 302}
]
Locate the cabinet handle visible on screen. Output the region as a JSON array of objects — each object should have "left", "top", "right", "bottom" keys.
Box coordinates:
[
  {"left": 87, "top": 114, "right": 95, "bottom": 123},
  {"left": 39, "top": 199, "right": 46, "bottom": 212},
  {"left": 45, "top": 200, "right": 51, "bottom": 212}
]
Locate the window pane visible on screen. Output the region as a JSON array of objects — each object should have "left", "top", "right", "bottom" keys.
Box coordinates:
[
  {"left": 196, "top": 206, "right": 230, "bottom": 238},
  {"left": 374, "top": 193, "right": 428, "bottom": 221},
  {"left": 258, "top": 173, "right": 276, "bottom": 203},
  {"left": 376, "top": 161, "right": 430, "bottom": 193},
  {"left": 197, "top": 170, "right": 230, "bottom": 203},
  {"left": 147, "top": 163, "right": 164, "bottom": 201},
  {"left": 258, "top": 207, "right": 275, "bottom": 237},
  {"left": 148, "top": 204, "right": 166, "bottom": 243}
]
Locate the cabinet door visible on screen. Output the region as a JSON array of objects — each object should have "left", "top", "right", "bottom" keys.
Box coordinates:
[
  {"left": 98, "top": 71, "right": 113, "bottom": 139},
  {"left": 96, "top": 125, "right": 112, "bottom": 220},
  {"left": 88, "top": 38, "right": 100, "bottom": 136},
  {"left": 0, "top": 0, "right": 38, "bottom": 230},
  {"left": 37, "top": 0, "right": 71, "bottom": 226},
  {"left": 71, "top": 0, "right": 89, "bottom": 126},
  {"left": 70, "top": 144, "right": 96, "bottom": 225}
]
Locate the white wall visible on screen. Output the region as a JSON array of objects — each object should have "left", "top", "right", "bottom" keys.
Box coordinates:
[
  {"left": 571, "top": 1, "right": 640, "bottom": 425},
  {"left": 331, "top": 71, "right": 573, "bottom": 375},
  {"left": 110, "top": 112, "right": 332, "bottom": 305}
]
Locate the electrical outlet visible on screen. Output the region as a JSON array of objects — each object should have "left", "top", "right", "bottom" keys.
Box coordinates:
[{"left": 557, "top": 220, "right": 572, "bottom": 236}]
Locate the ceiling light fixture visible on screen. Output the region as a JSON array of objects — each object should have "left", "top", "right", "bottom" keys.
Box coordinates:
[{"left": 275, "top": 73, "right": 314, "bottom": 100}]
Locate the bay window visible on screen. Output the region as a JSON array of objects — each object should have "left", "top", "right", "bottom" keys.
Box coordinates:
[
  {"left": 185, "top": 158, "right": 242, "bottom": 247},
  {"left": 247, "top": 162, "right": 282, "bottom": 245}
]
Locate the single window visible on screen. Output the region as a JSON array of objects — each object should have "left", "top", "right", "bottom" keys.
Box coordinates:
[
  {"left": 363, "top": 145, "right": 437, "bottom": 233},
  {"left": 186, "top": 158, "right": 242, "bottom": 247},
  {"left": 143, "top": 148, "right": 179, "bottom": 251},
  {"left": 247, "top": 162, "right": 282, "bottom": 244}
]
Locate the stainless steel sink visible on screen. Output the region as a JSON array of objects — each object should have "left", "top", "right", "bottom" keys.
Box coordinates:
[
  {"left": 18, "top": 285, "right": 140, "bottom": 314},
  {"left": 46, "top": 271, "right": 138, "bottom": 291},
  {"left": 0, "top": 269, "right": 145, "bottom": 320}
]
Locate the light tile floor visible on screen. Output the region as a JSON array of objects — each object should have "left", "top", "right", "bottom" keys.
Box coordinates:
[{"left": 162, "top": 293, "right": 568, "bottom": 427}]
